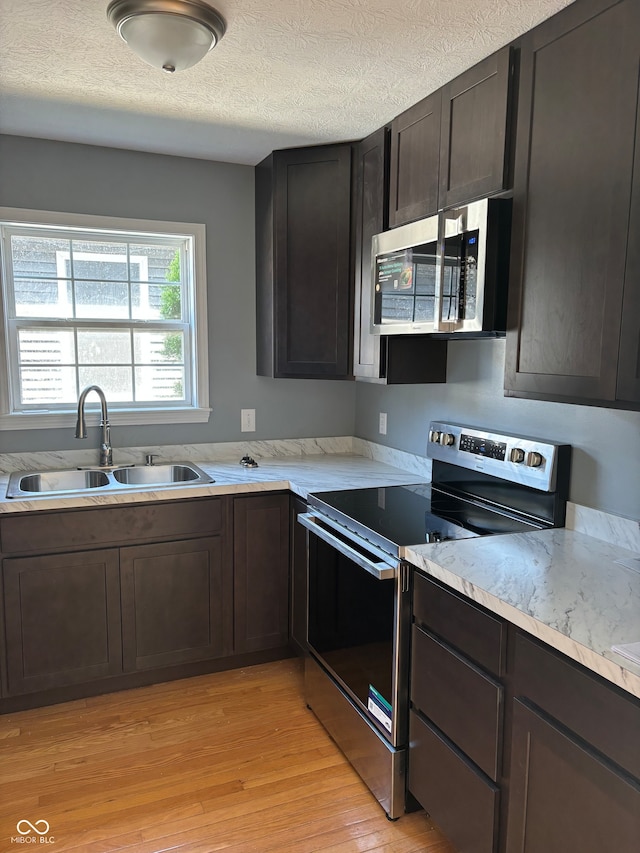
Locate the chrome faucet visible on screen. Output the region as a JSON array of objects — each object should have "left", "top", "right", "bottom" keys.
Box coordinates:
[{"left": 75, "top": 385, "right": 113, "bottom": 467}]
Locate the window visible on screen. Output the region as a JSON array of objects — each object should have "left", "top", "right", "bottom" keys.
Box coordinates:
[{"left": 0, "top": 209, "right": 210, "bottom": 429}]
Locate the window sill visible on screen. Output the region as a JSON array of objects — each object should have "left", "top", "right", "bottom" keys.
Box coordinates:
[{"left": 0, "top": 408, "right": 212, "bottom": 431}]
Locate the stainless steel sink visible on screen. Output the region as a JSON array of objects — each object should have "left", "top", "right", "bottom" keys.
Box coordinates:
[
  {"left": 7, "top": 469, "right": 111, "bottom": 497},
  {"left": 111, "top": 463, "right": 209, "bottom": 486},
  {"left": 6, "top": 462, "right": 214, "bottom": 498}
]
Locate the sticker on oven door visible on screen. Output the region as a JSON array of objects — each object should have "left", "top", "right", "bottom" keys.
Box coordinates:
[{"left": 368, "top": 685, "right": 392, "bottom": 733}]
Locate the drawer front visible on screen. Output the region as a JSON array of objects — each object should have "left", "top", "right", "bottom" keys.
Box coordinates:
[
  {"left": 1, "top": 498, "right": 223, "bottom": 555},
  {"left": 411, "top": 625, "right": 502, "bottom": 780},
  {"left": 409, "top": 710, "right": 499, "bottom": 853},
  {"left": 514, "top": 632, "right": 640, "bottom": 780},
  {"left": 413, "top": 571, "right": 506, "bottom": 677}
]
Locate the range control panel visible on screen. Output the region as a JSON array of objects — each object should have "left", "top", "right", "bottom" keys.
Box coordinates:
[{"left": 427, "top": 422, "right": 570, "bottom": 492}]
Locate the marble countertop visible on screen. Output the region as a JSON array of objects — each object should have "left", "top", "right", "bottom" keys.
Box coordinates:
[
  {"left": 1, "top": 450, "right": 639, "bottom": 701},
  {"left": 0, "top": 454, "right": 429, "bottom": 514},
  {"left": 406, "top": 530, "right": 640, "bottom": 700}
]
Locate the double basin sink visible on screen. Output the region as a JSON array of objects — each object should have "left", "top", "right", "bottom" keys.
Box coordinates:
[{"left": 6, "top": 463, "right": 214, "bottom": 499}]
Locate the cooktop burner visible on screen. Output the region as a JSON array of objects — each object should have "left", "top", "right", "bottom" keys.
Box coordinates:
[{"left": 309, "top": 482, "right": 539, "bottom": 556}]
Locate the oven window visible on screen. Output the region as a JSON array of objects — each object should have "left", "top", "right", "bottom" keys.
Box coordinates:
[{"left": 308, "top": 536, "right": 395, "bottom": 714}]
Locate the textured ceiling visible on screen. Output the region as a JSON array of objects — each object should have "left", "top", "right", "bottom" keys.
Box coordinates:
[{"left": 0, "top": 0, "right": 574, "bottom": 166}]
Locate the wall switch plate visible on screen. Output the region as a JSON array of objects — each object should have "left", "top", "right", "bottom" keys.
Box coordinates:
[
  {"left": 379, "top": 412, "right": 387, "bottom": 435},
  {"left": 241, "top": 408, "right": 256, "bottom": 432}
]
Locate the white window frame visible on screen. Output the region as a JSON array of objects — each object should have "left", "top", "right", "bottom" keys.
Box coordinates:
[{"left": 0, "top": 208, "right": 210, "bottom": 429}]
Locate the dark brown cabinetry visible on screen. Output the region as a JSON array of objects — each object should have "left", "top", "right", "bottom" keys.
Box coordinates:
[
  {"left": 409, "top": 573, "right": 505, "bottom": 853},
  {"left": 0, "top": 497, "right": 233, "bottom": 702},
  {"left": 233, "top": 494, "right": 290, "bottom": 654},
  {"left": 121, "top": 537, "right": 229, "bottom": 672},
  {"left": 256, "top": 144, "right": 353, "bottom": 378},
  {"left": 505, "top": 0, "right": 640, "bottom": 408},
  {"left": 352, "top": 128, "right": 448, "bottom": 384},
  {"left": 388, "top": 46, "right": 515, "bottom": 228},
  {"left": 289, "top": 495, "right": 308, "bottom": 656},
  {"left": 439, "top": 48, "right": 516, "bottom": 210},
  {"left": 505, "top": 633, "right": 640, "bottom": 853},
  {"left": 0, "top": 493, "right": 295, "bottom": 710},
  {"left": 3, "top": 549, "right": 122, "bottom": 695},
  {"left": 389, "top": 91, "right": 442, "bottom": 228}
]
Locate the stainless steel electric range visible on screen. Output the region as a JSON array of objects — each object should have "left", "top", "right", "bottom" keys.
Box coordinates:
[{"left": 299, "top": 421, "right": 571, "bottom": 819}]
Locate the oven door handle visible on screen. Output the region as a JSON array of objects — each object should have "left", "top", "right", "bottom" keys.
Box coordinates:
[{"left": 298, "top": 513, "right": 397, "bottom": 580}]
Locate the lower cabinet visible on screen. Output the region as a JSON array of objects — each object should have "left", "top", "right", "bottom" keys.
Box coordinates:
[
  {"left": 410, "top": 572, "right": 640, "bottom": 853},
  {"left": 3, "top": 548, "right": 122, "bottom": 695},
  {"left": 233, "top": 493, "right": 290, "bottom": 654},
  {"left": 505, "top": 632, "right": 640, "bottom": 853},
  {"left": 0, "top": 493, "right": 292, "bottom": 706},
  {"left": 409, "top": 573, "right": 504, "bottom": 853},
  {"left": 121, "top": 537, "right": 230, "bottom": 672},
  {"left": 506, "top": 699, "right": 640, "bottom": 853}
]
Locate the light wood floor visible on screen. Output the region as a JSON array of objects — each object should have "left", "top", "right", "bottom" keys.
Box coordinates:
[{"left": 0, "top": 659, "right": 456, "bottom": 852}]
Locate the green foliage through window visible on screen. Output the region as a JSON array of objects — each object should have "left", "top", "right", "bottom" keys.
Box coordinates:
[{"left": 162, "top": 250, "right": 183, "bottom": 396}]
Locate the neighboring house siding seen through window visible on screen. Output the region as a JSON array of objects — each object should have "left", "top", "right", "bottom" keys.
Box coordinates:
[{"left": 0, "top": 209, "right": 210, "bottom": 429}]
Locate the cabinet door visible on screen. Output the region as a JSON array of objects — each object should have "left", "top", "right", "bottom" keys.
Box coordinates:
[
  {"left": 289, "top": 496, "right": 308, "bottom": 655},
  {"left": 120, "top": 537, "right": 230, "bottom": 671},
  {"left": 3, "top": 549, "right": 121, "bottom": 694},
  {"left": 617, "top": 84, "right": 640, "bottom": 404},
  {"left": 233, "top": 494, "right": 290, "bottom": 653},
  {"left": 353, "top": 127, "right": 388, "bottom": 380},
  {"left": 506, "top": 699, "right": 640, "bottom": 853},
  {"left": 505, "top": 0, "right": 640, "bottom": 403},
  {"left": 388, "top": 91, "right": 441, "bottom": 227},
  {"left": 269, "top": 144, "right": 353, "bottom": 378},
  {"left": 439, "top": 46, "right": 515, "bottom": 209}
]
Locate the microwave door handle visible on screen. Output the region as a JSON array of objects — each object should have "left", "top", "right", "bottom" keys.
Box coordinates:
[
  {"left": 435, "top": 207, "right": 467, "bottom": 329},
  {"left": 298, "top": 513, "right": 397, "bottom": 580}
]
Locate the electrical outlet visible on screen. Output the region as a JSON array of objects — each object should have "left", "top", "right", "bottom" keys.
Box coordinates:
[
  {"left": 379, "top": 412, "right": 387, "bottom": 435},
  {"left": 241, "top": 408, "right": 256, "bottom": 432}
]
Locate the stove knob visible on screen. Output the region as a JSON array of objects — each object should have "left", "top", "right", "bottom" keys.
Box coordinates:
[
  {"left": 526, "top": 451, "right": 544, "bottom": 468},
  {"left": 510, "top": 447, "right": 525, "bottom": 464},
  {"left": 429, "top": 430, "right": 441, "bottom": 444},
  {"left": 438, "top": 432, "right": 455, "bottom": 447}
]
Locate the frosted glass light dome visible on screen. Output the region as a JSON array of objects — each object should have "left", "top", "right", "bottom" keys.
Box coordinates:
[{"left": 107, "top": 0, "right": 226, "bottom": 74}]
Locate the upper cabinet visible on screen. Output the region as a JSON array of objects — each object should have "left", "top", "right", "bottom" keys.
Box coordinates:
[
  {"left": 388, "top": 90, "right": 442, "bottom": 228},
  {"left": 439, "top": 47, "right": 516, "bottom": 210},
  {"left": 504, "top": 0, "right": 640, "bottom": 409},
  {"left": 256, "top": 144, "right": 353, "bottom": 379},
  {"left": 388, "top": 46, "right": 517, "bottom": 228}
]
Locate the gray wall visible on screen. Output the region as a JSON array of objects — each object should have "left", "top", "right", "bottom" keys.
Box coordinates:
[
  {"left": 0, "top": 135, "right": 356, "bottom": 453},
  {"left": 355, "top": 339, "right": 640, "bottom": 519},
  {"left": 1, "top": 136, "right": 637, "bottom": 520}
]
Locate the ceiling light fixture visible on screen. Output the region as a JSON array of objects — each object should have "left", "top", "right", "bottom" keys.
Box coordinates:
[{"left": 107, "top": 0, "right": 226, "bottom": 74}]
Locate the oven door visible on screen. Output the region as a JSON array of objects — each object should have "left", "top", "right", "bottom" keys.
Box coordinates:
[{"left": 299, "top": 512, "right": 410, "bottom": 748}]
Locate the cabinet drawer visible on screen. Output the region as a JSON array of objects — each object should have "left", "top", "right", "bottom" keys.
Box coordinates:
[
  {"left": 0, "top": 498, "right": 223, "bottom": 554},
  {"left": 409, "top": 710, "right": 498, "bottom": 853},
  {"left": 413, "top": 572, "right": 506, "bottom": 677},
  {"left": 411, "top": 625, "right": 502, "bottom": 780},
  {"left": 514, "top": 632, "right": 640, "bottom": 780}
]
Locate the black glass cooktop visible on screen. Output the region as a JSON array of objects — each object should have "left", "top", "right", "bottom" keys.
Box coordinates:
[{"left": 309, "top": 483, "right": 540, "bottom": 553}]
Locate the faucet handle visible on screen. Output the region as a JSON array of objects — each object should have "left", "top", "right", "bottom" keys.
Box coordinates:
[{"left": 145, "top": 453, "right": 157, "bottom": 466}]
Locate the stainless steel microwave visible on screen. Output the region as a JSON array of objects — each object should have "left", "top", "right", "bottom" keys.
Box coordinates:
[{"left": 371, "top": 197, "right": 511, "bottom": 336}]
